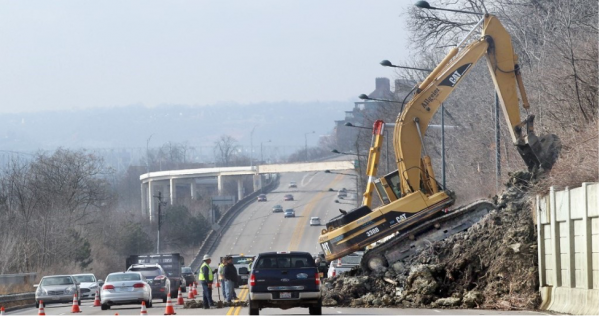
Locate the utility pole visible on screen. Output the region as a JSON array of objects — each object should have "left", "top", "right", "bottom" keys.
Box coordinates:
[{"left": 154, "top": 191, "right": 167, "bottom": 254}]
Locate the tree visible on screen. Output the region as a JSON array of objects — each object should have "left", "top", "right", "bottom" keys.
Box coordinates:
[{"left": 214, "top": 135, "right": 239, "bottom": 167}]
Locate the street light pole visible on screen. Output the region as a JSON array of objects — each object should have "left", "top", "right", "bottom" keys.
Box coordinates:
[{"left": 154, "top": 191, "right": 167, "bottom": 254}]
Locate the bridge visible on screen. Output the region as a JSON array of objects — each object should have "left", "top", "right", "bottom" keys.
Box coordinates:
[{"left": 139, "top": 160, "right": 355, "bottom": 220}]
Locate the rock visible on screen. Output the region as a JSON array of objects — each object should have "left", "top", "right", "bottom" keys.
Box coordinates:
[
  {"left": 350, "top": 298, "right": 363, "bottom": 307},
  {"left": 381, "top": 294, "right": 393, "bottom": 306},
  {"left": 509, "top": 243, "right": 523, "bottom": 253},
  {"left": 405, "top": 265, "right": 439, "bottom": 295},
  {"left": 433, "top": 297, "right": 461, "bottom": 307},
  {"left": 322, "top": 297, "right": 338, "bottom": 306},
  {"left": 392, "top": 261, "right": 405, "bottom": 274},
  {"left": 372, "top": 298, "right": 381, "bottom": 306},
  {"left": 463, "top": 290, "right": 483, "bottom": 308},
  {"left": 183, "top": 299, "right": 203, "bottom": 308},
  {"left": 384, "top": 269, "right": 397, "bottom": 278},
  {"left": 344, "top": 276, "right": 368, "bottom": 286}
]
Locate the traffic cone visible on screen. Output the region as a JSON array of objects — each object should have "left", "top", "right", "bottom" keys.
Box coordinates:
[
  {"left": 187, "top": 285, "right": 194, "bottom": 299},
  {"left": 38, "top": 300, "right": 46, "bottom": 315},
  {"left": 1, "top": 306, "right": 5, "bottom": 316},
  {"left": 140, "top": 301, "right": 148, "bottom": 315},
  {"left": 193, "top": 282, "right": 198, "bottom": 296},
  {"left": 176, "top": 287, "right": 184, "bottom": 305},
  {"left": 93, "top": 290, "right": 101, "bottom": 307},
  {"left": 71, "top": 294, "right": 82, "bottom": 313},
  {"left": 163, "top": 293, "right": 176, "bottom": 315}
]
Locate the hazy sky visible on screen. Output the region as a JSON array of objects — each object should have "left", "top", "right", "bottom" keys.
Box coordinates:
[{"left": 0, "top": 1, "right": 412, "bottom": 114}]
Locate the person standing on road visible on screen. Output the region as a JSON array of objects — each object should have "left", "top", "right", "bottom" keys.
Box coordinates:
[
  {"left": 199, "top": 255, "right": 216, "bottom": 309},
  {"left": 223, "top": 256, "right": 238, "bottom": 303},
  {"left": 218, "top": 257, "right": 227, "bottom": 300}
]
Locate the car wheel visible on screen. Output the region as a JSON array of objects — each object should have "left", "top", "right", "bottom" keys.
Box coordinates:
[
  {"left": 78, "top": 299, "right": 81, "bottom": 306},
  {"left": 162, "top": 295, "right": 167, "bottom": 303},
  {"left": 35, "top": 301, "right": 39, "bottom": 309},
  {"left": 147, "top": 299, "right": 153, "bottom": 308},
  {"left": 309, "top": 303, "right": 322, "bottom": 315},
  {"left": 101, "top": 304, "right": 109, "bottom": 311},
  {"left": 248, "top": 299, "right": 259, "bottom": 315}
]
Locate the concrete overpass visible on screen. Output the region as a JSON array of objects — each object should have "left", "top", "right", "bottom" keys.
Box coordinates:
[{"left": 140, "top": 160, "right": 355, "bottom": 220}]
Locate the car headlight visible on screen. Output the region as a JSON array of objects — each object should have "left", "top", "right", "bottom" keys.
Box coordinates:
[
  {"left": 65, "top": 286, "right": 76, "bottom": 294},
  {"left": 89, "top": 284, "right": 98, "bottom": 289},
  {"left": 36, "top": 287, "right": 47, "bottom": 295}
]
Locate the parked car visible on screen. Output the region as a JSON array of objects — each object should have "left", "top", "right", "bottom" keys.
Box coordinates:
[
  {"left": 284, "top": 194, "right": 294, "bottom": 201},
  {"left": 327, "top": 252, "right": 363, "bottom": 278},
  {"left": 248, "top": 251, "right": 321, "bottom": 315},
  {"left": 100, "top": 271, "right": 152, "bottom": 310},
  {"left": 309, "top": 217, "right": 321, "bottom": 226},
  {"left": 127, "top": 264, "right": 170, "bottom": 303},
  {"left": 72, "top": 273, "right": 102, "bottom": 300},
  {"left": 272, "top": 204, "right": 283, "bottom": 212},
  {"left": 257, "top": 194, "right": 267, "bottom": 202},
  {"left": 288, "top": 181, "right": 297, "bottom": 188},
  {"left": 180, "top": 267, "right": 195, "bottom": 292},
  {"left": 337, "top": 188, "right": 347, "bottom": 199},
  {"left": 284, "top": 209, "right": 295, "bottom": 218},
  {"left": 126, "top": 253, "right": 185, "bottom": 298},
  {"left": 35, "top": 275, "right": 81, "bottom": 308}
]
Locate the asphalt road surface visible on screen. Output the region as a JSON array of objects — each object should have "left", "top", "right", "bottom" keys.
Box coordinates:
[{"left": 9, "top": 299, "right": 549, "bottom": 315}]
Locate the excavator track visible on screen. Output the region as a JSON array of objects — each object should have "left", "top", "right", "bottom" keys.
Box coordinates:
[{"left": 360, "top": 200, "right": 496, "bottom": 272}]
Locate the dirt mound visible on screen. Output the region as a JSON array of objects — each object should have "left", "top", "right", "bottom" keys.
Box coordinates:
[{"left": 322, "top": 171, "right": 541, "bottom": 310}]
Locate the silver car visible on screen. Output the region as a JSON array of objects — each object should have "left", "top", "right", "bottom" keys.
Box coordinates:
[
  {"left": 35, "top": 275, "right": 81, "bottom": 308},
  {"left": 100, "top": 272, "right": 152, "bottom": 310},
  {"left": 309, "top": 217, "right": 321, "bottom": 226},
  {"left": 72, "top": 273, "right": 101, "bottom": 300}
]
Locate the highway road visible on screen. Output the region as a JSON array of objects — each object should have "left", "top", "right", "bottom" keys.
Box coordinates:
[
  {"left": 8, "top": 299, "right": 548, "bottom": 315},
  {"left": 211, "top": 171, "right": 356, "bottom": 258}
]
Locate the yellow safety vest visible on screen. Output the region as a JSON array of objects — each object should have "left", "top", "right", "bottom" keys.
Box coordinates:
[{"left": 199, "top": 262, "right": 213, "bottom": 282}]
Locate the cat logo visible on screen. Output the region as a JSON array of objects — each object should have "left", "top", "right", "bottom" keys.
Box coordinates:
[{"left": 440, "top": 63, "right": 472, "bottom": 87}]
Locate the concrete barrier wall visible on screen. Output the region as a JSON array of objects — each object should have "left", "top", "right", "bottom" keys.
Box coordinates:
[{"left": 536, "top": 182, "right": 598, "bottom": 315}]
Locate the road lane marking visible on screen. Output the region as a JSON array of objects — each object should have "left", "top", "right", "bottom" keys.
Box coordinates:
[
  {"left": 234, "top": 305, "right": 242, "bottom": 315},
  {"left": 289, "top": 174, "right": 343, "bottom": 251}
]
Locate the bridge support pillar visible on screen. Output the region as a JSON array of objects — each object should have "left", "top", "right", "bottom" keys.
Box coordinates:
[
  {"left": 169, "top": 178, "right": 175, "bottom": 205},
  {"left": 237, "top": 178, "right": 244, "bottom": 201},
  {"left": 218, "top": 175, "right": 223, "bottom": 195},
  {"left": 253, "top": 174, "right": 262, "bottom": 192},
  {"left": 148, "top": 180, "right": 154, "bottom": 221},
  {"left": 190, "top": 180, "right": 196, "bottom": 200}
]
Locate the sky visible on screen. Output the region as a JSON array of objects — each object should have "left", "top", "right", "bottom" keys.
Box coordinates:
[{"left": 0, "top": 1, "right": 413, "bottom": 114}]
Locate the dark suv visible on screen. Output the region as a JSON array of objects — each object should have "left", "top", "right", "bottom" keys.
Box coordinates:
[
  {"left": 248, "top": 251, "right": 322, "bottom": 315},
  {"left": 127, "top": 264, "right": 171, "bottom": 302}
]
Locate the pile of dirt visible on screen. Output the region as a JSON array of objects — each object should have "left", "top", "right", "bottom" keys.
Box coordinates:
[{"left": 322, "top": 171, "right": 541, "bottom": 310}]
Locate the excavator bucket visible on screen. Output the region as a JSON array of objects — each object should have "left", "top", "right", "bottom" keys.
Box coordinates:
[{"left": 518, "top": 132, "right": 561, "bottom": 172}]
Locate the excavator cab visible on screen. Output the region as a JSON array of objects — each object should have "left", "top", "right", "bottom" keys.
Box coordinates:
[{"left": 373, "top": 170, "right": 403, "bottom": 205}]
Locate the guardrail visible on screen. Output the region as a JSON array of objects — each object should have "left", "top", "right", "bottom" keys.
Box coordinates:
[
  {"left": 190, "top": 174, "right": 280, "bottom": 272},
  {"left": 0, "top": 292, "right": 34, "bottom": 305}
]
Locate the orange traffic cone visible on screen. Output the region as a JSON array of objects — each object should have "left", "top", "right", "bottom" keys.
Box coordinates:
[
  {"left": 93, "top": 290, "right": 101, "bottom": 307},
  {"left": 1, "top": 306, "right": 5, "bottom": 316},
  {"left": 38, "top": 300, "right": 46, "bottom": 315},
  {"left": 176, "top": 287, "right": 184, "bottom": 305},
  {"left": 187, "top": 285, "right": 194, "bottom": 299},
  {"left": 163, "top": 292, "right": 176, "bottom": 315},
  {"left": 193, "top": 282, "right": 198, "bottom": 296},
  {"left": 140, "top": 300, "right": 148, "bottom": 315},
  {"left": 71, "top": 294, "right": 82, "bottom": 313}
]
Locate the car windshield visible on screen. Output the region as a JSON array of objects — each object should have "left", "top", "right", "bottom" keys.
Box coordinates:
[
  {"left": 230, "top": 257, "right": 252, "bottom": 264},
  {"left": 41, "top": 276, "right": 74, "bottom": 286},
  {"left": 129, "top": 267, "right": 162, "bottom": 278},
  {"left": 106, "top": 273, "right": 141, "bottom": 282},
  {"left": 273, "top": 205, "right": 281, "bottom": 208},
  {"left": 285, "top": 209, "right": 294, "bottom": 213},
  {"left": 256, "top": 255, "right": 316, "bottom": 269},
  {"left": 73, "top": 275, "right": 96, "bottom": 283},
  {"left": 181, "top": 267, "right": 192, "bottom": 273}
]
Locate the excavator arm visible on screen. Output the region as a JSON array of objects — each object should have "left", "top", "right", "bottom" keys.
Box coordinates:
[{"left": 396, "top": 14, "right": 559, "bottom": 197}]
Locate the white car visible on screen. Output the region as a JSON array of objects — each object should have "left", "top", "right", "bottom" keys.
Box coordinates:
[
  {"left": 288, "top": 181, "right": 297, "bottom": 188},
  {"left": 72, "top": 273, "right": 101, "bottom": 300},
  {"left": 309, "top": 217, "right": 321, "bottom": 226},
  {"left": 100, "top": 272, "right": 152, "bottom": 310},
  {"left": 327, "top": 252, "right": 363, "bottom": 278}
]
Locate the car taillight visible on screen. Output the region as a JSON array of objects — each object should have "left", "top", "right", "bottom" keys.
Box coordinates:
[
  {"left": 332, "top": 270, "right": 336, "bottom": 277},
  {"left": 249, "top": 274, "right": 256, "bottom": 287},
  {"left": 315, "top": 273, "right": 320, "bottom": 286},
  {"left": 133, "top": 283, "right": 145, "bottom": 288},
  {"left": 154, "top": 275, "right": 166, "bottom": 281},
  {"left": 337, "top": 259, "right": 342, "bottom": 267},
  {"left": 103, "top": 284, "right": 114, "bottom": 290}
]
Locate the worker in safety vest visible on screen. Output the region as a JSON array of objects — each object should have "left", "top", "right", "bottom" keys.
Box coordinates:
[{"left": 199, "top": 255, "right": 216, "bottom": 309}]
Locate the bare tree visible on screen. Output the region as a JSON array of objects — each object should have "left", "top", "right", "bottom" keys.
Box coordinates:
[{"left": 213, "top": 135, "right": 239, "bottom": 167}]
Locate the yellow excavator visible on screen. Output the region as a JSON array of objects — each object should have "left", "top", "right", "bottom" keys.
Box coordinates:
[{"left": 319, "top": 12, "right": 560, "bottom": 271}]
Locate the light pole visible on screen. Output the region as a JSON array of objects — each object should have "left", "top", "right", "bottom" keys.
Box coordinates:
[
  {"left": 260, "top": 140, "right": 271, "bottom": 164},
  {"left": 304, "top": 131, "right": 314, "bottom": 162},
  {"left": 154, "top": 191, "right": 167, "bottom": 254}
]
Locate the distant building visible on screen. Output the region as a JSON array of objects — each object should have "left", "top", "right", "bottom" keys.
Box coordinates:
[{"left": 333, "top": 78, "right": 414, "bottom": 151}]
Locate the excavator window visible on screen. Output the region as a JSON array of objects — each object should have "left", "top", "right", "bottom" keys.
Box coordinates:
[
  {"left": 374, "top": 170, "right": 402, "bottom": 205},
  {"left": 383, "top": 170, "right": 402, "bottom": 200},
  {"left": 374, "top": 179, "right": 390, "bottom": 205}
]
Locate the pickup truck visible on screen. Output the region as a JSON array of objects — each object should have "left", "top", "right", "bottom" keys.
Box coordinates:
[{"left": 248, "top": 251, "right": 322, "bottom": 315}]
